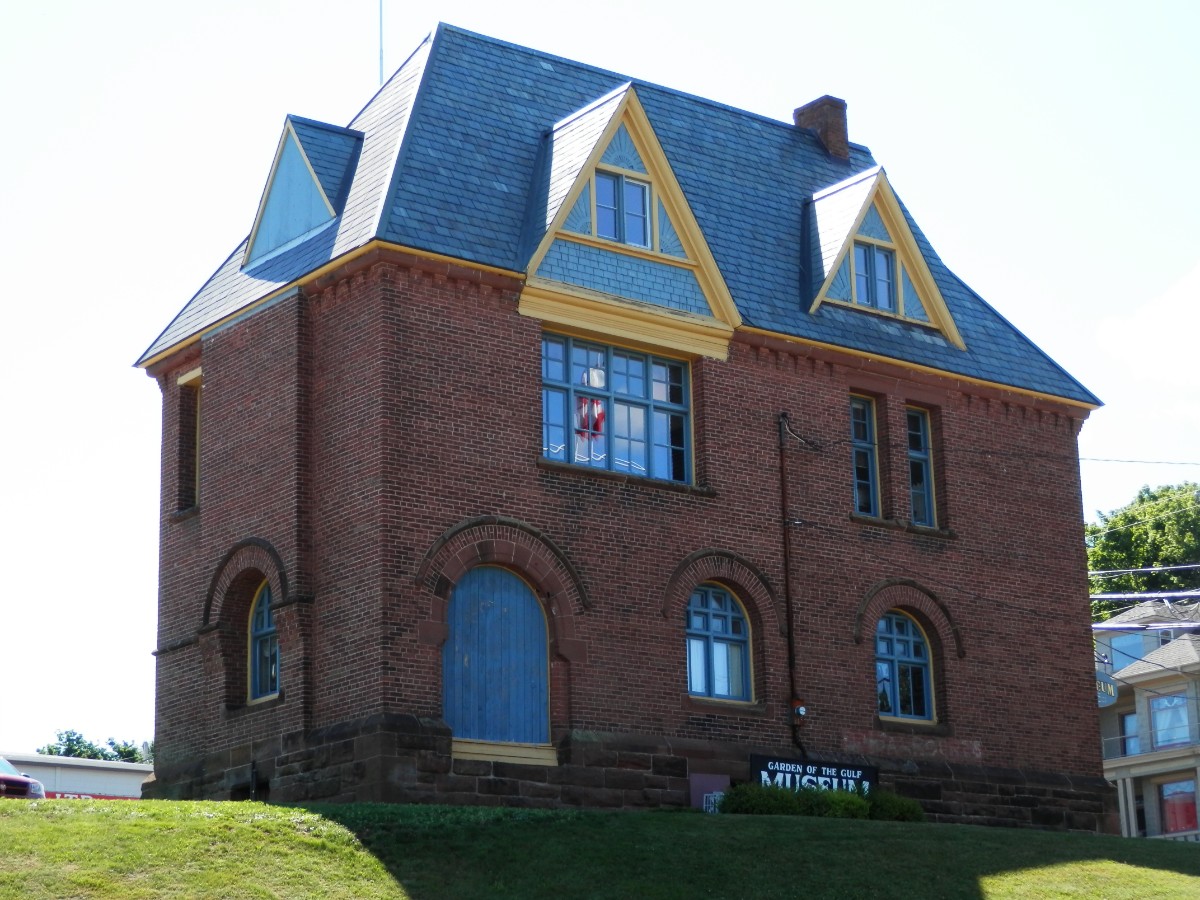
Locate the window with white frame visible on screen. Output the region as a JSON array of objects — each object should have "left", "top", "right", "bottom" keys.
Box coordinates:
[
  {"left": 1151, "top": 693, "right": 1190, "bottom": 748},
  {"left": 541, "top": 334, "right": 689, "bottom": 482}
]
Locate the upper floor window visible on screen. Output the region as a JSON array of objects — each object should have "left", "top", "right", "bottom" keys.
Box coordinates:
[
  {"left": 906, "top": 408, "right": 934, "bottom": 526},
  {"left": 176, "top": 369, "right": 202, "bottom": 511},
  {"left": 541, "top": 334, "right": 689, "bottom": 482},
  {"left": 876, "top": 611, "right": 932, "bottom": 721},
  {"left": 686, "top": 585, "right": 750, "bottom": 702},
  {"left": 1122, "top": 712, "right": 1140, "bottom": 756},
  {"left": 850, "top": 396, "right": 879, "bottom": 517},
  {"left": 249, "top": 581, "right": 279, "bottom": 701},
  {"left": 595, "top": 171, "right": 650, "bottom": 247},
  {"left": 853, "top": 242, "right": 895, "bottom": 311},
  {"left": 1151, "top": 693, "right": 1190, "bottom": 749}
]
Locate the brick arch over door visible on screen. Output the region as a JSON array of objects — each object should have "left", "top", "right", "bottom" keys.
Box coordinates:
[
  {"left": 852, "top": 578, "right": 965, "bottom": 659},
  {"left": 414, "top": 516, "right": 588, "bottom": 664}
]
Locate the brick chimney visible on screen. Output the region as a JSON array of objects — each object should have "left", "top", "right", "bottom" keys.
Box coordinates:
[{"left": 794, "top": 96, "right": 849, "bottom": 160}]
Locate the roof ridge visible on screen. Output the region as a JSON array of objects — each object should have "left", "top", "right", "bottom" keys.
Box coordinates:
[{"left": 434, "top": 22, "right": 869, "bottom": 145}]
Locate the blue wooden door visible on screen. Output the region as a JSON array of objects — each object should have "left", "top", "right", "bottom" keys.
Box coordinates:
[{"left": 443, "top": 566, "right": 549, "bottom": 743}]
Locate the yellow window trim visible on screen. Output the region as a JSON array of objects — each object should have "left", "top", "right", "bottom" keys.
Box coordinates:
[
  {"left": 812, "top": 171, "right": 965, "bottom": 350},
  {"left": 176, "top": 366, "right": 202, "bottom": 386},
  {"left": 527, "top": 87, "right": 740, "bottom": 335},
  {"left": 451, "top": 739, "right": 558, "bottom": 767},
  {"left": 521, "top": 277, "right": 733, "bottom": 361}
]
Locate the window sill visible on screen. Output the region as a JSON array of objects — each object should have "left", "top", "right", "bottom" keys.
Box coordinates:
[
  {"left": 537, "top": 458, "right": 716, "bottom": 498},
  {"left": 682, "top": 694, "right": 768, "bottom": 716},
  {"left": 226, "top": 690, "right": 284, "bottom": 718},
  {"left": 875, "top": 716, "right": 951, "bottom": 737},
  {"left": 849, "top": 513, "right": 955, "bottom": 540},
  {"left": 170, "top": 505, "right": 200, "bottom": 523}
]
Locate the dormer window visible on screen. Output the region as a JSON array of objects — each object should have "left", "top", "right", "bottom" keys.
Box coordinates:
[
  {"left": 854, "top": 242, "right": 895, "bottom": 311},
  {"left": 595, "top": 171, "right": 649, "bottom": 247}
]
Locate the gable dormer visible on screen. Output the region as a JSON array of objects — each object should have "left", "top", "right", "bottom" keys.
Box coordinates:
[
  {"left": 810, "top": 167, "right": 965, "bottom": 350},
  {"left": 520, "top": 85, "right": 739, "bottom": 361},
  {"left": 243, "top": 116, "right": 363, "bottom": 268}
]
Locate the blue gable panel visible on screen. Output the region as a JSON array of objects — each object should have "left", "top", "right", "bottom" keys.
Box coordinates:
[
  {"left": 903, "top": 269, "right": 928, "bottom": 322},
  {"left": 537, "top": 239, "right": 709, "bottom": 316},
  {"left": 564, "top": 184, "right": 591, "bottom": 234},
  {"left": 828, "top": 256, "right": 852, "bottom": 301},
  {"left": 657, "top": 200, "right": 686, "bottom": 258},
  {"left": 600, "top": 123, "right": 646, "bottom": 173},
  {"left": 247, "top": 135, "right": 332, "bottom": 265},
  {"left": 858, "top": 204, "right": 891, "bottom": 241},
  {"left": 289, "top": 117, "right": 363, "bottom": 212}
]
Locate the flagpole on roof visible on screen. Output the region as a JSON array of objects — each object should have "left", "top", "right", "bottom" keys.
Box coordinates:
[{"left": 379, "top": 0, "right": 384, "bottom": 86}]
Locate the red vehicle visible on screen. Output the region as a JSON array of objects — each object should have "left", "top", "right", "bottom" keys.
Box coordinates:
[{"left": 0, "top": 756, "right": 46, "bottom": 800}]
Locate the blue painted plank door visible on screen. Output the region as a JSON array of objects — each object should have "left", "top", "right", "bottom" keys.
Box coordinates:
[{"left": 442, "top": 566, "right": 549, "bottom": 743}]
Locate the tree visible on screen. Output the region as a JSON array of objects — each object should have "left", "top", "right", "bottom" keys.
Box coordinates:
[
  {"left": 1087, "top": 482, "right": 1200, "bottom": 621},
  {"left": 37, "top": 730, "right": 152, "bottom": 764}
]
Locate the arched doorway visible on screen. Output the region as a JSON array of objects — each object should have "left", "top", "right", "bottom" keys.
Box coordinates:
[{"left": 442, "top": 566, "right": 549, "bottom": 744}]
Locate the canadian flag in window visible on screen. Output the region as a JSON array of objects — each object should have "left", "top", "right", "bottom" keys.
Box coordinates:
[{"left": 574, "top": 397, "right": 605, "bottom": 463}]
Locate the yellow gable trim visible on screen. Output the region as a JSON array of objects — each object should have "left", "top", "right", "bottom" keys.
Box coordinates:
[
  {"left": 526, "top": 87, "right": 741, "bottom": 337},
  {"left": 521, "top": 277, "right": 733, "bottom": 361},
  {"left": 812, "top": 171, "right": 965, "bottom": 351}
]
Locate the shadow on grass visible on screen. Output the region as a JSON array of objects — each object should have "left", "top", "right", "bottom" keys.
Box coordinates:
[{"left": 305, "top": 804, "right": 1200, "bottom": 900}]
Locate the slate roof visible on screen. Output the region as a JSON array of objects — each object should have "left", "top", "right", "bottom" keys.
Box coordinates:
[{"left": 135, "top": 24, "right": 1100, "bottom": 407}]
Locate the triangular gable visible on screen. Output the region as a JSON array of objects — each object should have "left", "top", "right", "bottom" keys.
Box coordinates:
[
  {"left": 521, "top": 87, "right": 739, "bottom": 361},
  {"left": 244, "top": 117, "right": 362, "bottom": 268},
  {"left": 810, "top": 168, "right": 964, "bottom": 349}
]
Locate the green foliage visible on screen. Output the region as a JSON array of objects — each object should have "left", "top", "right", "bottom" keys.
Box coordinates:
[
  {"left": 718, "top": 782, "right": 868, "bottom": 819},
  {"left": 4, "top": 800, "right": 1200, "bottom": 899},
  {"left": 866, "top": 789, "right": 926, "bottom": 822},
  {"left": 36, "top": 730, "right": 152, "bottom": 763},
  {"left": 1087, "top": 482, "right": 1200, "bottom": 621}
]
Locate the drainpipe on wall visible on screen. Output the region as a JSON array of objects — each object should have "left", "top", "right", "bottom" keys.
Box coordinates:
[{"left": 778, "top": 412, "right": 806, "bottom": 755}]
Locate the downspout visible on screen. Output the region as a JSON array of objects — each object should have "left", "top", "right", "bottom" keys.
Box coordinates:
[{"left": 778, "top": 412, "right": 805, "bottom": 755}]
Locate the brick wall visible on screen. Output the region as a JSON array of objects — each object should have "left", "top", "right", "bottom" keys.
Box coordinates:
[{"left": 147, "top": 250, "right": 1112, "bottom": 829}]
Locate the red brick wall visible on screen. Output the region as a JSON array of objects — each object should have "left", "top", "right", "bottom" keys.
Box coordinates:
[{"left": 148, "top": 250, "right": 1103, "bottom": 808}]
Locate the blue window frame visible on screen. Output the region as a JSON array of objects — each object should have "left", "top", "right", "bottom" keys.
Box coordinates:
[
  {"left": 906, "top": 408, "right": 934, "bottom": 526},
  {"left": 249, "top": 581, "right": 279, "bottom": 700},
  {"left": 850, "top": 396, "right": 879, "bottom": 517},
  {"left": 686, "top": 585, "right": 750, "bottom": 701},
  {"left": 542, "top": 334, "right": 689, "bottom": 482},
  {"left": 854, "top": 242, "right": 895, "bottom": 311},
  {"left": 876, "top": 611, "right": 932, "bottom": 720},
  {"left": 595, "top": 171, "right": 650, "bottom": 247}
]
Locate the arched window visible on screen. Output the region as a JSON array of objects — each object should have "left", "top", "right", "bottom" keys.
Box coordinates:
[
  {"left": 249, "top": 581, "right": 279, "bottom": 700},
  {"left": 876, "top": 610, "right": 932, "bottom": 720},
  {"left": 686, "top": 584, "right": 750, "bottom": 701}
]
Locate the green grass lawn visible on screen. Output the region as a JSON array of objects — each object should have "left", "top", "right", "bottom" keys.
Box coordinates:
[{"left": 3, "top": 800, "right": 1200, "bottom": 899}]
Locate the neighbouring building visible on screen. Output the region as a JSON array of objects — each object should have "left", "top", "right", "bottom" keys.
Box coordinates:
[
  {"left": 137, "top": 24, "right": 1112, "bottom": 828},
  {"left": 3, "top": 752, "right": 152, "bottom": 800},
  {"left": 1097, "top": 600, "right": 1200, "bottom": 839}
]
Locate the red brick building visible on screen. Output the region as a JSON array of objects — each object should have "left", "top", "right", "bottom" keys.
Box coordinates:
[{"left": 138, "top": 25, "right": 1112, "bottom": 828}]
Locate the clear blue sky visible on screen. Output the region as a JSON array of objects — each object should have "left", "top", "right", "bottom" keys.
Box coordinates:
[{"left": 1, "top": 0, "right": 1196, "bottom": 755}]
